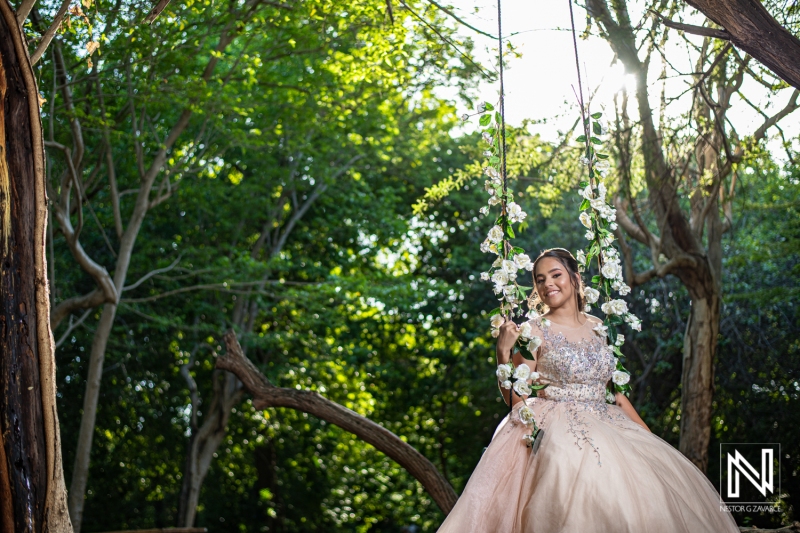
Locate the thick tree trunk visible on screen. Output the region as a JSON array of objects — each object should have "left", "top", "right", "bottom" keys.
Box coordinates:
[
  {"left": 684, "top": 0, "right": 800, "bottom": 91},
  {"left": 0, "top": 2, "right": 72, "bottom": 532},
  {"left": 678, "top": 292, "right": 720, "bottom": 473},
  {"left": 216, "top": 331, "right": 459, "bottom": 514}
]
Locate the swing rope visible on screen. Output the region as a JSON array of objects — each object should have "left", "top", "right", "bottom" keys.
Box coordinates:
[{"left": 494, "top": 0, "right": 589, "bottom": 414}]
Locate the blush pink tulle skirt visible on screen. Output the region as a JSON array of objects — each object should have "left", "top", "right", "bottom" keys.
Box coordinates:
[{"left": 437, "top": 398, "right": 739, "bottom": 532}]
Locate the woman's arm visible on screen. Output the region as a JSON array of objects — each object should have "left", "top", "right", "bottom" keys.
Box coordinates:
[
  {"left": 614, "top": 392, "right": 651, "bottom": 432},
  {"left": 496, "top": 318, "right": 537, "bottom": 407}
]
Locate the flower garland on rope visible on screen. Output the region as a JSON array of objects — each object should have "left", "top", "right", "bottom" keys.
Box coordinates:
[{"left": 459, "top": 0, "right": 643, "bottom": 448}]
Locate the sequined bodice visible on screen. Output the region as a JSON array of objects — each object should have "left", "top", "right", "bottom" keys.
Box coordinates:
[{"left": 533, "top": 318, "right": 615, "bottom": 404}]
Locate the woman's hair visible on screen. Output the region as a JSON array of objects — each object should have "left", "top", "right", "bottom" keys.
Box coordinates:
[{"left": 529, "top": 248, "right": 586, "bottom": 314}]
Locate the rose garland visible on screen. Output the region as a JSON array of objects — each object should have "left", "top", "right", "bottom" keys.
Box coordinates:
[{"left": 462, "top": 103, "right": 642, "bottom": 445}]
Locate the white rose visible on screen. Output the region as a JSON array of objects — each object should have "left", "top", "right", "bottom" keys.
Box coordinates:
[
  {"left": 584, "top": 304, "right": 592, "bottom": 312},
  {"left": 490, "top": 314, "right": 505, "bottom": 329},
  {"left": 593, "top": 323, "right": 608, "bottom": 337},
  {"left": 496, "top": 363, "right": 512, "bottom": 381},
  {"left": 579, "top": 211, "right": 592, "bottom": 228},
  {"left": 484, "top": 181, "right": 495, "bottom": 193},
  {"left": 597, "top": 182, "right": 607, "bottom": 200},
  {"left": 615, "top": 334, "right": 625, "bottom": 347},
  {"left": 479, "top": 206, "right": 490, "bottom": 216},
  {"left": 612, "top": 370, "right": 630, "bottom": 386},
  {"left": 585, "top": 230, "right": 595, "bottom": 241},
  {"left": 522, "top": 433, "right": 536, "bottom": 446},
  {"left": 526, "top": 309, "right": 540, "bottom": 319},
  {"left": 492, "top": 270, "right": 509, "bottom": 286},
  {"left": 601, "top": 261, "right": 622, "bottom": 280},
  {"left": 491, "top": 328, "right": 500, "bottom": 337},
  {"left": 576, "top": 249, "right": 586, "bottom": 265},
  {"left": 507, "top": 202, "right": 527, "bottom": 223},
  {"left": 519, "top": 322, "right": 533, "bottom": 340},
  {"left": 601, "top": 299, "right": 628, "bottom": 316},
  {"left": 513, "top": 363, "right": 531, "bottom": 381},
  {"left": 488, "top": 225, "right": 504, "bottom": 243},
  {"left": 518, "top": 405, "right": 536, "bottom": 425},
  {"left": 590, "top": 197, "right": 606, "bottom": 212},
  {"left": 480, "top": 239, "right": 491, "bottom": 253},
  {"left": 501, "top": 380, "right": 512, "bottom": 389},
  {"left": 584, "top": 287, "right": 600, "bottom": 304},
  {"left": 601, "top": 233, "right": 614, "bottom": 247},
  {"left": 610, "top": 222, "right": 618, "bottom": 230},
  {"left": 611, "top": 299, "right": 628, "bottom": 315},
  {"left": 480, "top": 272, "right": 490, "bottom": 281},
  {"left": 541, "top": 318, "right": 551, "bottom": 328},
  {"left": 618, "top": 283, "right": 631, "bottom": 296},
  {"left": 606, "top": 390, "right": 616, "bottom": 403},
  {"left": 514, "top": 253, "right": 533, "bottom": 271},
  {"left": 513, "top": 380, "right": 532, "bottom": 397},
  {"left": 488, "top": 195, "right": 501, "bottom": 206},
  {"left": 501, "top": 259, "right": 517, "bottom": 274},
  {"left": 527, "top": 336, "right": 542, "bottom": 353},
  {"left": 580, "top": 184, "right": 594, "bottom": 199},
  {"left": 625, "top": 314, "right": 642, "bottom": 331}
]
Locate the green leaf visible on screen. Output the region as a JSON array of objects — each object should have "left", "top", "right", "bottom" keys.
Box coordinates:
[
  {"left": 486, "top": 127, "right": 497, "bottom": 135},
  {"left": 479, "top": 114, "right": 492, "bottom": 126},
  {"left": 576, "top": 135, "right": 587, "bottom": 143},
  {"left": 579, "top": 198, "right": 590, "bottom": 210},
  {"left": 591, "top": 275, "right": 601, "bottom": 284},
  {"left": 484, "top": 102, "right": 495, "bottom": 111},
  {"left": 488, "top": 308, "right": 501, "bottom": 317},
  {"left": 512, "top": 246, "right": 525, "bottom": 254},
  {"left": 495, "top": 111, "right": 502, "bottom": 124},
  {"left": 591, "top": 112, "right": 602, "bottom": 119},
  {"left": 579, "top": 180, "right": 588, "bottom": 187},
  {"left": 507, "top": 225, "right": 516, "bottom": 238},
  {"left": 593, "top": 122, "right": 602, "bottom": 135},
  {"left": 590, "top": 136, "right": 603, "bottom": 145},
  {"left": 489, "top": 156, "right": 500, "bottom": 165},
  {"left": 596, "top": 153, "right": 609, "bottom": 160}
]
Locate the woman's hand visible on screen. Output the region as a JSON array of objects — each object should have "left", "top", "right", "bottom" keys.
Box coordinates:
[{"left": 496, "top": 317, "right": 521, "bottom": 363}]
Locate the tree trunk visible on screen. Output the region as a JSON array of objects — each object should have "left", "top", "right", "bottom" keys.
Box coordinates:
[
  {"left": 176, "top": 372, "right": 242, "bottom": 527},
  {"left": 67, "top": 302, "right": 117, "bottom": 532},
  {"left": 0, "top": 2, "right": 72, "bottom": 531},
  {"left": 216, "top": 331, "right": 459, "bottom": 515},
  {"left": 679, "top": 292, "right": 720, "bottom": 473}
]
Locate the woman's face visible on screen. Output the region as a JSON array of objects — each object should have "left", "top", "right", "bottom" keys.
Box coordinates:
[{"left": 534, "top": 257, "right": 576, "bottom": 310}]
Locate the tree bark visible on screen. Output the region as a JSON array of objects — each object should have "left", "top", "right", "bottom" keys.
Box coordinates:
[
  {"left": 0, "top": 1, "right": 72, "bottom": 531},
  {"left": 684, "top": 0, "right": 800, "bottom": 90},
  {"left": 216, "top": 331, "right": 459, "bottom": 515},
  {"left": 678, "top": 293, "right": 720, "bottom": 472}
]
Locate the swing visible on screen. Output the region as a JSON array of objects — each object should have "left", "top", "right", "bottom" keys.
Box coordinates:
[{"left": 477, "top": 0, "right": 638, "bottom": 438}]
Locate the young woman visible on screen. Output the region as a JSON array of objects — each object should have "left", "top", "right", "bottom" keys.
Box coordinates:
[{"left": 437, "top": 248, "right": 738, "bottom": 532}]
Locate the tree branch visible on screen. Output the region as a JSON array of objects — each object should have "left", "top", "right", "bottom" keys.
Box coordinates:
[
  {"left": 216, "top": 331, "right": 458, "bottom": 514},
  {"left": 30, "top": 0, "right": 71, "bottom": 65},
  {"left": 683, "top": 0, "right": 800, "bottom": 90},
  {"left": 122, "top": 256, "right": 181, "bottom": 292},
  {"left": 651, "top": 12, "right": 731, "bottom": 41}
]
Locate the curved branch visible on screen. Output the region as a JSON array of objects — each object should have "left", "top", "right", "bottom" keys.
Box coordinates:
[
  {"left": 51, "top": 288, "right": 107, "bottom": 331},
  {"left": 216, "top": 331, "right": 458, "bottom": 514},
  {"left": 629, "top": 254, "right": 698, "bottom": 287}
]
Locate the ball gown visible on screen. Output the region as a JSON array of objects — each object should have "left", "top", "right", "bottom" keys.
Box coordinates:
[{"left": 437, "top": 315, "right": 739, "bottom": 532}]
